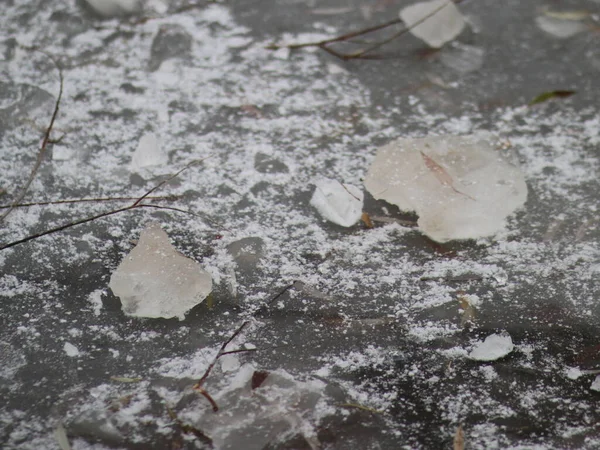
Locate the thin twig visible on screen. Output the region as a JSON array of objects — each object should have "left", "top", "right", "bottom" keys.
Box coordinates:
[
  {"left": 191, "top": 282, "right": 297, "bottom": 411},
  {"left": 0, "top": 195, "right": 176, "bottom": 209},
  {"left": 268, "top": 0, "right": 462, "bottom": 60},
  {"left": 0, "top": 158, "right": 211, "bottom": 251},
  {"left": 1, "top": 48, "right": 63, "bottom": 222},
  {"left": 346, "top": 0, "right": 456, "bottom": 59}
]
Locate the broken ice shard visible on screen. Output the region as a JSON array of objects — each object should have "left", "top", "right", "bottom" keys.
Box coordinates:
[
  {"left": 468, "top": 333, "right": 514, "bottom": 361},
  {"left": 364, "top": 133, "right": 527, "bottom": 242},
  {"left": 130, "top": 133, "right": 167, "bottom": 172},
  {"left": 109, "top": 223, "right": 212, "bottom": 320},
  {"left": 399, "top": 0, "right": 466, "bottom": 48},
  {"left": 310, "top": 178, "right": 364, "bottom": 227}
]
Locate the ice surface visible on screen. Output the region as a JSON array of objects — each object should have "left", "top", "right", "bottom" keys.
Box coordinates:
[
  {"left": 399, "top": 0, "right": 466, "bottom": 48},
  {"left": 469, "top": 333, "right": 514, "bottom": 361},
  {"left": 130, "top": 133, "right": 167, "bottom": 171},
  {"left": 310, "top": 178, "right": 364, "bottom": 227},
  {"left": 363, "top": 133, "right": 527, "bottom": 242},
  {"left": 83, "top": 0, "right": 140, "bottom": 17},
  {"left": 109, "top": 223, "right": 212, "bottom": 320}
]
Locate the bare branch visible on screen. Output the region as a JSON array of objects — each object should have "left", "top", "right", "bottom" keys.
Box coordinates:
[{"left": 1, "top": 48, "right": 63, "bottom": 222}]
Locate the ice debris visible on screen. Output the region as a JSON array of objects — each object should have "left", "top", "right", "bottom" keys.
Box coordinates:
[
  {"left": 399, "top": 0, "right": 466, "bottom": 48},
  {"left": 310, "top": 178, "right": 363, "bottom": 227},
  {"left": 83, "top": 0, "right": 140, "bottom": 18},
  {"left": 130, "top": 133, "right": 167, "bottom": 172},
  {"left": 591, "top": 375, "right": 600, "bottom": 392},
  {"left": 535, "top": 14, "right": 588, "bottom": 39},
  {"left": 468, "top": 333, "right": 514, "bottom": 361},
  {"left": 363, "top": 133, "right": 527, "bottom": 242},
  {"left": 63, "top": 342, "right": 80, "bottom": 357},
  {"left": 109, "top": 223, "right": 212, "bottom": 320}
]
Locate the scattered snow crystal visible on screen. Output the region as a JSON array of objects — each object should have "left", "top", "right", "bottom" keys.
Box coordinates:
[
  {"left": 399, "top": 0, "right": 466, "bottom": 48},
  {"left": 109, "top": 223, "right": 212, "bottom": 320},
  {"left": 130, "top": 133, "right": 167, "bottom": 172},
  {"left": 469, "top": 333, "right": 514, "bottom": 361},
  {"left": 364, "top": 133, "right": 527, "bottom": 242},
  {"left": 310, "top": 178, "right": 364, "bottom": 227}
]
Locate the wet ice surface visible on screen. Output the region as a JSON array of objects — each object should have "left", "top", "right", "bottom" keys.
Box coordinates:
[{"left": 0, "top": 0, "right": 599, "bottom": 449}]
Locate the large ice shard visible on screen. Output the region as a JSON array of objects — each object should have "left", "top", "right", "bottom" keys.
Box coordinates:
[
  {"left": 399, "top": 0, "right": 466, "bottom": 48},
  {"left": 364, "top": 133, "right": 527, "bottom": 242},
  {"left": 310, "top": 178, "right": 364, "bottom": 227},
  {"left": 109, "top": 223, "right": 212, "bottom": 320}
]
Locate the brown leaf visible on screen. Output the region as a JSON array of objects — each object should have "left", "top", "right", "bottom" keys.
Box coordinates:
[
  {"left": 251, "top": 370, "right": 269, "bottom": 390},
  {"left": 361, "top": 212, "right": 374, "bottom": 228},
  {"left": 454, "top": 424, "right": 465, "bottom": 450}
]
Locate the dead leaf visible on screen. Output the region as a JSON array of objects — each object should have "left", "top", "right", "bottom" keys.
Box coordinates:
[
  {"left": 454, "top": 424, "right": 465, "bottom": 450},
  {"left": 543, "top": 9, "right": 589, "bottom": 21},
  {"left": 240, "top": 104, "right": 263, "bottom": 118},
  {"left": 420, "top": 151, "right": 475, "bottom": 200},
  {"left": 361, "top": 212, "right": 374, "bottom": 228},
  {"left": 529, "top": 90, "right": 575, "bottom": 106},
  {"left": 251, "top": 370, "right": 269, "bottom": 389},
  {"left": 110, "top": 376, "right": 143, "bottom": 383}
]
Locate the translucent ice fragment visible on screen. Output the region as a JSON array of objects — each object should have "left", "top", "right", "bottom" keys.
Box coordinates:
[
  {"left": 130, "top": 133, "right": 167, "bottom": 171},
  {"left": 310, "top": 178, "right": 363, "bottom": 227},
  {"left": 591, "top": 375, "right": 600, "bottom": 391},
  {"left": 469, "top": 333, "right": 513, "bottom": 361},
  {"left": 399, "top": 0, "right": 466, "bottom": 48},
  {"left": 535, "top": 15, "right": 587, "bottom": 39},
  {"left": 364, "top": 133, "right": 527, "bottom": 242},
  {"left": 84, "top": 0, "right": 140, "bottom": 17},
  {"left": 109, "top": 224, "right": 212, "bottom": 320}
]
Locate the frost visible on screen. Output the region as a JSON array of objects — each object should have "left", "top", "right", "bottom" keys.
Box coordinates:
[
  {"left": 363, "top": 133, "right": 527, "bottom": 242},
  {"left": 130, "top": 133, "right": 167, "bottom": 172},
  {"left": 310, "top": 178, "right": 363, "bottom": 227},
  {"left": 63, "top": 342, "right": 80, "bottom": 357},
  {"left": 399, "top": 0, "right": 466, "bottom": 48},
  {"left": 469, "top": 333, "right": 514, "bottom": 361},
  {"left": 109, "top": 223, "right": 212, "bottom": 320},
  {"left": 83, "top": 0, "right": 140, "bottom": 17}
]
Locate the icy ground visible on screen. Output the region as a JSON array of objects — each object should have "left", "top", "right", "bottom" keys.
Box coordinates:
[{"left": 1, "top": 0, "right": 599, "bottom": 449}]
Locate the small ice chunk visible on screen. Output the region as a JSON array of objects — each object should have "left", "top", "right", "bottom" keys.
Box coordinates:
[
  {"left": 565, "top": 366, "right": 583, "bottom": 380},
  {"left": 439, "top": 43, "right": 484, "bottom": 74},
  {"left": 469, "top": 333, "right": 514, "bottom": 361},
  {"left": 591, "top": 375, "right": 600, "bottom": 391},
  {"left": 399, "top": 0, "right": 466, "bottom": 48},
  {"left": 84, "top": 0, "right": 140, "bottom": 17},
  {"left": 130, "top": 133, "right": 167, "bottom": 171},
  {"left": 109, "top": 223, "right": 212, "bottom": 320},
  {"left": 63, "top": 342, "right": 80, "bottom": 357},
  {"left": 310, "top": 178, "right": 364, "bottom": 227},
  {"left": 535, "top": 15, "right": 587, "bottom": 39},
  {"left": 363, "top": 133, "right": 527, "bottom": 242}
]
